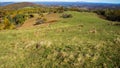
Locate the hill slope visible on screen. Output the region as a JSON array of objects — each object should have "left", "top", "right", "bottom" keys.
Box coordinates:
[
  {"left": 0, "top": 11, "right": 120, "bottom": 67},
  {"left": 1, "top": 2, "right": 42, "bottom": 10}
]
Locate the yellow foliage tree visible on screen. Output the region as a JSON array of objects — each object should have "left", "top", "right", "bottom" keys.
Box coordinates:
[
  {"left": 3, "top": 17, "right": 15, "bottom": 29},
  {"left": 4, "top": 17, "right": 11, "bottom": 29}
]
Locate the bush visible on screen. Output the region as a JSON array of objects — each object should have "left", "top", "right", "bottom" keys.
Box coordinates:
[
  {"left": 34, "top": 18, "right": 47, "bottom": 25},
  {"left": 3, "top": 17, "right": 11, "bottom": 29},
  {"left": 34, "top": 19, "right": 44, "bottom": 25},
  {"left": 61, "top": 14, "right": 72, "bottom": 18},
  {"left": 13, "top": 14, "right": 26, "bottom": 26},
  {"left": 95, "top": 9, "right": 120, "bottom": 22},
  {"left": 108, "top": 22, "right": 120, "bottom": 26},
  {"left": 39, "top": 13, "right": 44, "bottom": 17},
  {"left": 105, "top": 10, "right": 120, "bottom": 21},
  {"left": 57, "top": 6, "right": 65, "bottom": 13},
  {"left": 29, "top": 14, "right": 34, "bottom": 18},
  {"left": 2, "top": 17, "right": 15, "bottom": 29}
]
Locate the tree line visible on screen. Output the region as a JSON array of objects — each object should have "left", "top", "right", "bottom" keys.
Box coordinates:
[{"left": 94, "top": 9, "right": 120, "bottom": 22}]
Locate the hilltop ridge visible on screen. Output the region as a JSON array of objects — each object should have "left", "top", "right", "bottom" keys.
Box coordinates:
[{"left": 1, "top": 2, "right": 43, "bottom": 9}]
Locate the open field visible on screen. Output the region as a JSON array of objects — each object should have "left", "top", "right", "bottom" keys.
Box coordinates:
[{"left": 0, "top": 11, "right": 120, "bottom": 68}]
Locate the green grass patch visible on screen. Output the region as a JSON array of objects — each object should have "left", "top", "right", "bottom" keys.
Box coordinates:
[{"left": 0, "top": 11, "right": 120, "bottom": 68}]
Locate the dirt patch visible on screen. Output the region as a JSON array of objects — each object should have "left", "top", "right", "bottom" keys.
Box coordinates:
[
  {"left": 18, "top": 13, "right": 60, "bottom": 29},
  {"left": 44, "top": 13, "right": 60, "bottom": 22}
]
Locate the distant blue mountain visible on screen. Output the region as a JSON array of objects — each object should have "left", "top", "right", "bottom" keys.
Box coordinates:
[
  {"left": 34, "top": 2, "right": 120, "bottom": 9},
  {"left": 35, "top": 2, "right": 120, "bottom": 9},
  {"left": 0, "top": 2, "right": 120, "bottom": 9},
  {"left": 34, "top": 2, "right": 119, "bottom": 6},
  {"left": 0, "top": 2, "right": 15, "bottom": 6}
]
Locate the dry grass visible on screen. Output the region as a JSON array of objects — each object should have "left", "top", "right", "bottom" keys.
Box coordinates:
[{"left": 0, "top": 11, "right": 120, "bottom": 68}]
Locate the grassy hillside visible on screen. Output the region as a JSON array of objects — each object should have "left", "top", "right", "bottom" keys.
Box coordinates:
[
  {"left": 1, "top": 2, "right": 42, "bottom": 10},
  {"left": 0, "top": 11, "right": 120, "bottom": 68}
]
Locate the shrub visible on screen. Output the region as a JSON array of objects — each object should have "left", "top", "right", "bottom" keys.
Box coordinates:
[
  {"left": 95, "top": 9, "right": 120, "bottom": 22},
  {"left": 36, "top": 17, "right": 42, "bottom": 21},
  {"left": 2, "top": 17, "right": 15, "bottom": 29},
  {"left": 13, "top": 14, "right": 26, "bottom": 26},
  {"left": 57, "top": 6, "right": 64, "bottom": 13},
  {"left": 42, "top": 18, "right": 47, "bottom": 21},
  {"left": 108, "top": 22, "right": 120, "bottom": 26},
  {"left": 29, "top": 14, "right": 34, "bottom": 18},
  {"left": 39, "top": 13, "right": 44, "bottom": 16},
  {"left": 7, "top": 15, "right": 14, "bottom": 23},
  {"left": 34, "top": 19, "right": 44, "bottom": 25},
  {"left": 0, "top": 23, "right": 5, "bottom": 30},
  {"left": 9, "top": 23, "right": 15, "bottom": 29},
  {"left": 105, "top": 10, "right": 120, "bottom": 21},
  {"left": 61, "top": 14, "right": 72, "bottom": 18},
  {"left": 3, "top": 17, "right": 11, "bottom": 29},
  {"left": 34, "top": 18, "right": 47, "bottom": 25}
]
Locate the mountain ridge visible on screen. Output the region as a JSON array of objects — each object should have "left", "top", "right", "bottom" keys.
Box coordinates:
[
  {"left": 0, "top": 2, "right": 120, "bottom": 9},
  {"left": 0, "top": 2, "right": 43, "bottom": 10}
]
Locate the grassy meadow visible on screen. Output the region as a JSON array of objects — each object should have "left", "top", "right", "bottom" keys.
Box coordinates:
[{"left": 0, "top": 11, "right": 120, "bottom": 68}]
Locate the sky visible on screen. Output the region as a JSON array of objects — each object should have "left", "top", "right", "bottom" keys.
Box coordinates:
[{"left": 0, "top": 0, "right": 120, "bottom": 4}]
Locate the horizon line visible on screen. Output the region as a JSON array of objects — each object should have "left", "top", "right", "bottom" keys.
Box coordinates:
[{"left": 0, "top": 1, "right": 120, "bottom": 4}]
